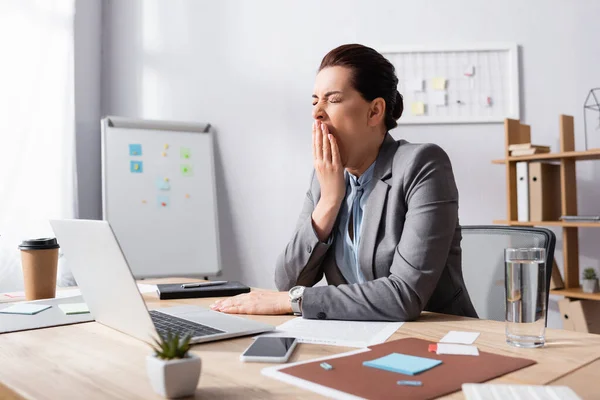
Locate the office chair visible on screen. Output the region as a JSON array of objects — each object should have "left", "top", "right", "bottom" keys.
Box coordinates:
[{"left": 460, "top": 225, "right": 556, "bottom": 322}]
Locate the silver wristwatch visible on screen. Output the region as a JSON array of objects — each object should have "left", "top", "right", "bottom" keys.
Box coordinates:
[{"left": 289, "top": 286, "right": 305, "bottom": 316}]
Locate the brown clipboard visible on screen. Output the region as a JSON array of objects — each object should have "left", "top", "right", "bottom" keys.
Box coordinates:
[{"left": 277, "top": 338, "right": 536, "bottom": 400}]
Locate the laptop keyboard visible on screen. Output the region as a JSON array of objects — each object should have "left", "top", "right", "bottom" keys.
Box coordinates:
[{"left": 149, "top": 310, "right": 225, "bottom": 339}]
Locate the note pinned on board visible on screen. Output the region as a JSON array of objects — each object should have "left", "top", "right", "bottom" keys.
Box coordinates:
[
  {"left": 464, "top": 65, "right": 475, "bottom": 77},
  {"left": 58, "top": 303, "right": 90, "bottom": 315},
  {"left": 0, "top": 304, "right": 52, "bottom": 315},
  {"left": 181, "top": 147, "right": 191, "bottom": 159},
  {"left": 181, "top": 164, "right": 193, "bottom": 177},
  {"left": 129, "top": 144, "right": 142, "bottom": 156},
  {"left": 130, "top": 161, "right": 143, "bottom": 173},
  {"left": 432, "top": 91, "right": 447, "bottom": 106},
  {"left": 363, "top": 353, "right": 442, "bottom": 376},
  {"left": 157, "top": 196, "right": 169, "bottom": 208},
  {"left": 406, "top": 78, "right": 424, "bottom": 92},
  {"left": 410, "top": 102, "right": 425, "bottom": 116},
  {"left": 156, "top": 177, "right": 171, "bottom": 191},
  {"left": 431, "top": 77, "right": 447, "bottom": 90}
]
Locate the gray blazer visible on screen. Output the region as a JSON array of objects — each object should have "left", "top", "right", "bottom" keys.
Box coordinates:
[{"left": 275, "top": 134, "right": 478, "bottom": 321}]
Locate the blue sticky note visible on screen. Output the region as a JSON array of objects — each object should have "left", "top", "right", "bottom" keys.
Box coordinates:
[
  {"left": 156, "top": 177, "right": 170, "bottom": 191},
  {"left": 129, "top": 144, "right": 142, "bottom": 156},
  {"left": 130, "top": 161, "right": 143, "bottom": 173},
  {"left": 363, "top": 353, "right": 442, "bottom": 376},
  {"left": 157, "top": 196, "right": 169, "bottom": 208}
]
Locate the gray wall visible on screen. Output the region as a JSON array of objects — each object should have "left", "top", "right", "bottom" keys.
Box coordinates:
[
  {"left": 78, "top": 0, "right": 600, "bottom": 327},
  {"left": 74, "top": 0, "right": 103, "bottom": 220}
]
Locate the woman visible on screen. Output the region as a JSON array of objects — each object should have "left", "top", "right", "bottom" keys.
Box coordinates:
[{"left": 210, "top": 44, "right": 477, "bottom": 321}]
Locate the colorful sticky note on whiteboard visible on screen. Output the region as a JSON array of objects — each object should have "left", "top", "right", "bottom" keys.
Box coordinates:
[
  {"left": 130, "top": 161, "right": 143, "bottom": 173},
  {"left": 181, "top": 147, "right": 191, "bottom": 159},
  {"left": 181, "top": 164, "right": 193, "bottom": 177},
  {"left": 431, "top": 77, "right": 447, "bottom": 90},
  {"left": 410, "top": 102, "right": 425, "bottom": 116},
  {"left": 129, "top": 144, "right": 142, "bottom": 156},
  {"left": 156, "top": 177, "right": 171, "bottom": 191},
  {"left": 157, "top": 196, "right": 169, "bottom": 208}
]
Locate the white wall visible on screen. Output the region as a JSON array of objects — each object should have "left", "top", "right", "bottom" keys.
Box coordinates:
[{"left": 99, "top": 0, "right": 600, "bottom": 327}]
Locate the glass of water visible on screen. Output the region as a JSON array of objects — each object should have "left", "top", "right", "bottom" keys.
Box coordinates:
[{"left": 505, "top": 247, "right": 547, "bottom": 348}]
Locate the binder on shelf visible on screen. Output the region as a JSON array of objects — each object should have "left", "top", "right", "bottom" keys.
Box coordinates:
[
  {"left": 560, "top": 298, "right": 600, "bottom": 334},
  {"left": 558, "top": 298, "right": 574, "bottom": 331},
  {"left": 516, "top": 162, "right": 529, "bottom": 221},
  {"left": 528, "top": 162, "right": 561, "bottom": 221}
]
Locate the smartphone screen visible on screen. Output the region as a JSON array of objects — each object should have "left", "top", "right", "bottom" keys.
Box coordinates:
[{"left": 243, "top": 337, "right": 297, "bottom": 358}]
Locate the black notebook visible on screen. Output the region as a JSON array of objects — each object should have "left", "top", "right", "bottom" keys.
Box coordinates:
[{"left": 156, "top": 281, "right": 250, "bottom": 300}]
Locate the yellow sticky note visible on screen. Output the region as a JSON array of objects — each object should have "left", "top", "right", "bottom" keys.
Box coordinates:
[
  {"left": 432, "top": 77, "right": 446, "bottom": 90},
  {"left": 164, "top": 144, "right": 169, "bottom": 150},
  {"left": 142, "top": 200, "right": 147, "bottom": 204},
  {"left": 411, "top": 102, "right": 425, "bottom": 116},
  {"left": 164, "top": 177, "right": 169, "bottom": 182}
]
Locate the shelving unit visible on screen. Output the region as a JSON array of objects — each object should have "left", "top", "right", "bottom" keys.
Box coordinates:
[{"left": 493, "top": 115, "right": 600, "bottom": 292}]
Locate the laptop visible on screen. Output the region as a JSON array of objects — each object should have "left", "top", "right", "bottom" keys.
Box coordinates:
[{"left": 49, "top": 219, "right": 274, "bottom": 344}]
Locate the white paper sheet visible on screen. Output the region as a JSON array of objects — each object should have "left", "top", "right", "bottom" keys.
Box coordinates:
[
  {"left": 462, "top": 384, "right": 582, "bottom": 400},
  {"left": 259, "top": 318, "right": 403, "bottom": 348},
  {"left": 431, "top": 91, "right": 447, "bottom": 106},
  {"left": 436, "top": 343, "right": 479, "bottom": 356},
  {"left": 406, "top": 78, "right": 424, "bottom": 92},
  {"left": 439, "top": 331, "right": 480, "bottom": 344}
]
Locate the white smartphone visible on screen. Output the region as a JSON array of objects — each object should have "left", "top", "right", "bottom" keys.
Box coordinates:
[{"left": 239, "top": 336, "right": 298, "bottom": 363}]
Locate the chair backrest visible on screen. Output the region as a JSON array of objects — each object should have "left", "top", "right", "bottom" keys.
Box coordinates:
[{"left": 460, "top": 225, "right": 556, "bottom": 322}]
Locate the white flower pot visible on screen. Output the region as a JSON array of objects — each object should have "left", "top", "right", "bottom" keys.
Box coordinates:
[
  {"left": 146, "top": 353, "right": 201, "bottom": 398},
  {"left": 582, "top": 279, "right": 600, "bottom": 293}
]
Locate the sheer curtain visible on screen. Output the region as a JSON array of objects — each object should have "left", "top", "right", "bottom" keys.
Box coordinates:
[{"left": 0, "top": 0, "right": 77, "bottom": 292}]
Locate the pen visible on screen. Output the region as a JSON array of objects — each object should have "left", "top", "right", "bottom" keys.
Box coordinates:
[{"left": 181, "top": 281, "right": 228, "bottom": 289}]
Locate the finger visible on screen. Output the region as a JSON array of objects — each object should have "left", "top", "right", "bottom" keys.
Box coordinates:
[
  {"left": 329, "top": 134, "right": 341, "bottom": 167},
  {"left": 312, "top": 121, "right": 317, "bottom": 160},
  {"left": 220, "top": 305, "right": 242, "bottom": 314},
  {"left": 315, "top": 121, "right": 323, "bottom": 161},
  {"left": 322, "top": 124, "right": 331, "bottom": 163}
]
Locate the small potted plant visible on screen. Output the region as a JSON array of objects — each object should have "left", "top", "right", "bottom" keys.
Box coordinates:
[
  {"left": 582, "top": 268, "right": 600, "bottom": 294},
  {"left": 146, "top": 331, "right": 201, "bottom": 399}
]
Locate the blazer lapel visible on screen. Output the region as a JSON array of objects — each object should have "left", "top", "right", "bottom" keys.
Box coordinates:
[{"left": 358, "top": 134, "right": 397, "bottom": 281}]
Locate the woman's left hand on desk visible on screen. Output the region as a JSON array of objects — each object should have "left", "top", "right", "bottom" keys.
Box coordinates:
[{"left": 210, "top": 291, "right": 292, "bottom": 315}]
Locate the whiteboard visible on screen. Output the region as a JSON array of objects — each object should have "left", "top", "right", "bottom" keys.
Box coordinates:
[
  {"left": 101, "top": 116, "right": 221, "bottom": 278},
  {"left": 379, "top": 43, "right": 520, "bottom": 124}
]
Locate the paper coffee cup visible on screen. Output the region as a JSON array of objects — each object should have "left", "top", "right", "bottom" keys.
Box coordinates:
[{"left": 19, "top": 238, "right": 60, "bottom": 300}]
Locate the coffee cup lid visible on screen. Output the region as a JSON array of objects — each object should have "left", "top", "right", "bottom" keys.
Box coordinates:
[{"left": 18, "top": 238, "right": 60, "bottom": 250}]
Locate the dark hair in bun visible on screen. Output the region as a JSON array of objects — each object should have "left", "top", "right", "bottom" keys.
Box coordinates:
[{"left": 319, "top": 44, "right": 403, "bottom": 130}]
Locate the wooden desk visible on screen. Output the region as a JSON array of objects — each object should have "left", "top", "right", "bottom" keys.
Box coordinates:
[{"left": 1, "top": 278, "right": 600, "bottom": 399}]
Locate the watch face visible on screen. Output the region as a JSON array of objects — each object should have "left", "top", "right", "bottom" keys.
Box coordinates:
[{"left": 290, "top": 286, "right": 305, "bottom": 298}]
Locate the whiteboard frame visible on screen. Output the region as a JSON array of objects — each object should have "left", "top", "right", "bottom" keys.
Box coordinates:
[
  {"left": 377, "top": 43, "right": 520, "bottom": 125},
  {"left": 101, "top": 116, "right": 222, "bottom": 278}
]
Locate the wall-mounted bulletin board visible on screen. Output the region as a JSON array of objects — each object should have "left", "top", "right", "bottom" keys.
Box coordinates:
[{"left": 379, "top": 43, "right": 520, "bottom": 124}]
